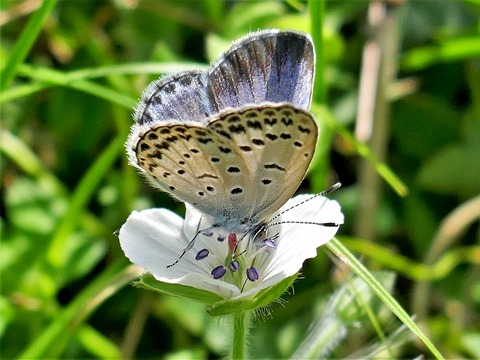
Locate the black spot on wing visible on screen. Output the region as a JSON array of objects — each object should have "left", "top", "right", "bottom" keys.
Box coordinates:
[
  {"left": 148, "top": 151, "right": 162, "bottom": 159},
  {"left": 246, "top": 120, "right": 262, "bottom": 130},
  {"left": 228, "top": 124, "right": 246, "bottom": 134},
  {"left": 198, "top": 173, "right": 218, "bottom": 179},
  {"left": 155, "top": 141, "right": 170, "bottom": 150},
  {"left": 264, "top": 118, "right": 277, "bottom": 126},
  {"left": 298, "top": 125, "right": 311, "bottom": 134},
  {"left": 147, "top": 132, "right": 158, "bottom": 140},
  {"left": 219, "top": 146, "right": 232, "bottom": 154},
  {"left": 198, "top": 137, "right": 213, "bottom": 144},
  {"left": 264, "top": 163, "right": 285, "bottom": 171},
  {"left": 216, "top": 130, "right": 231, "bottom": 139},
  {"left": 179, "top": 134, "right": 192, "bottom": 141},
  {"left": 227, "top": 115, "right": 241, "bottom": 123}
]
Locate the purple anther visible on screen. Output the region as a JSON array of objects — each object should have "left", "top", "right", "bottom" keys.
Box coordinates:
[
  {"left": 246, "top": 267, "right": 259, "bottom": 282},
  {"left": 195, "top": 248, "right": 209, "bottom": 260},
  {"left": 217, "top": 235, "right": 225, "bottom": 242},
  {"left": 211, "top": 265, "right": 227, "bottom": 279},
  {"left": 229, "top": 260, "right": 240, "bottom": 272},
  {"left": 263, "top": 239, "right": 277, "bottom": 249}
]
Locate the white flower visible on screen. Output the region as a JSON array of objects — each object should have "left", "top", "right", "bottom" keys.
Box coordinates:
[{"left": 119, "top": 194, "right": 344, "bottom": 302}]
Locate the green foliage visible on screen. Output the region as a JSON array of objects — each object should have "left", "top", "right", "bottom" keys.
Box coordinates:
[{"left": 1, "top": 0, "right": 479, "bottom": 358}]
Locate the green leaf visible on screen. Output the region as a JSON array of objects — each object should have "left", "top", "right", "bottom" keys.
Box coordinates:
[
  {"left": 291, "top": 272, "right": 396, "bottom": 359},
  {"left": 332, "top": 272, "right": 395, "bottom": 323},
  {"left": 461, "top": 332, "right": 480, "bottom": 359},
  {"left": 75, "top": 325, "right": 123, "bottom": 359},
  {"left": 326, "top": 238, "right": 444, "bottom": 359},
  {"left": 417, "top": 144, "right": 480, "bottom": 197},
  {"left": 0, "top": 0, "right": 57, "bottom": 90},
  {"left": 402, "top": 36, "right": 480, "bottom": 71}
]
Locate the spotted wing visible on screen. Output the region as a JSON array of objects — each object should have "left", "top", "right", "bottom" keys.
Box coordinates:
[
  {"left": 206, "top": 104, "right": 318, "bottom": 223},
  {"left": 134, "top": 104, "right": 317, "bottom": 226},
  {"left": 206, "top": 30, "right": 315, "bottom": 113}
]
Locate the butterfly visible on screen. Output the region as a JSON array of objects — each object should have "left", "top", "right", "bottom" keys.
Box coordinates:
[{"left": 126, "top": 29, "right": 318, "bottom": 261}]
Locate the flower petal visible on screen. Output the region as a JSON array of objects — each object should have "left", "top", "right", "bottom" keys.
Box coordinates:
[
  {"left": 239, "top": 195, "right": 343, "bottom": 296},
  {"left": 119, "top": 208, "right": 241, "bottom": 298}
]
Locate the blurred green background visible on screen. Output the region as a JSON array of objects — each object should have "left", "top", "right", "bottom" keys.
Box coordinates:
[{"left": 1, "top": 0, "right": 479, "bottom": 358}]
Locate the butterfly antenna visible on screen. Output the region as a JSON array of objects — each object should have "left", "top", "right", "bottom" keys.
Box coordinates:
[
  {"left": 266, "top": 219, "right": 340, "bottom": 229},
  {"left": 267, "top": 182, "right": 341, "bottom": 225},
  {"left": 167, "top": 216, "right": 207, "bottom": 268}
]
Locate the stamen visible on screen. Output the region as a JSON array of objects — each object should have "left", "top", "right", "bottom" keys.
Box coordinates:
[
  {"left": 246, "top": 267, "right": 259, "bottom": 282},
  {"left": 229, "top": 260, "right": 240, "bottom": 272},
  {"left": 263, "top": 239, "right": 277, "bottom": 249},
  {"left": 211, "top": 265, "right": 227, "bottom": 279},
  {"left": 195, "top": 248, "right": 209, "bottom": 260},
  {"left": 217, "top": 235, "right": 225, "bottom": 242}
]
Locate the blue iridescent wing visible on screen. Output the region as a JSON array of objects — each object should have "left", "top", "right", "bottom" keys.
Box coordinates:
[
  {"left": 133, "top": 71, "right": 210, "bottom": 126},
  {"left": 133, "top": 30, "right": 315, "bottom": 127},
  {"left": 205, "top": 29, "right": 315, "bottom": 113}
]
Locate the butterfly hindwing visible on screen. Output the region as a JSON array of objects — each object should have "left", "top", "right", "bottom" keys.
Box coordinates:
[
  {"left": 135, "top": 104, "right": 317, "bottom": 228},
  {"left": 134, "top": 71, "right": 210, "bottom": 126},
  {"left": 209, "top": 104, "right": 318, "bottom": 222},
  {"left": 132, "top": 30, "right": 315, "bottom": 129}
]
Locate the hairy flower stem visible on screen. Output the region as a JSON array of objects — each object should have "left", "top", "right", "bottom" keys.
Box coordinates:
[{"left": 230, "top": 311, "right": 251, "bottom": 359}]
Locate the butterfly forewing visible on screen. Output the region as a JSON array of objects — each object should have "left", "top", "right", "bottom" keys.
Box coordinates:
[
  {"left": 207, "top": 30, "right": 315, "bottom": 112},
  {"left": 135, "top": 103, "right": 317, "bottom": 229}
]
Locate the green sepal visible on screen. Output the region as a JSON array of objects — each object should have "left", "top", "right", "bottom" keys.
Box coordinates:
[
  {"left": 133, "top": 273, "right": 223, "bottom": 304},
  {"left": 207, "top": 273, "right": 298, "bottom": 316}
]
